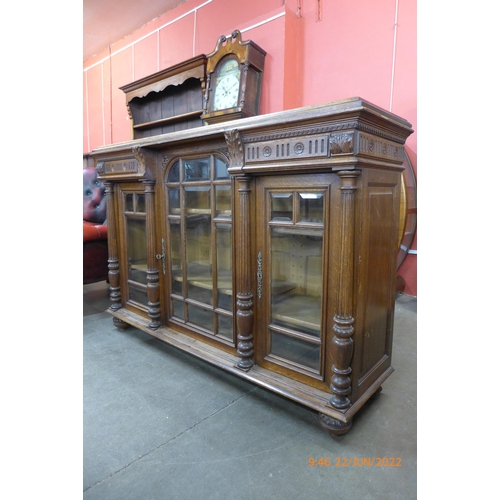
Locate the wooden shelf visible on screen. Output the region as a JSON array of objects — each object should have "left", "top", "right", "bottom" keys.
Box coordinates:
[
  {"left": 133, "top": 110, "right": 203, "bottom": 130},
  {"left": 173, "top": 264, "right": 233, "bottom": 296},
  {"left": 120, "top": 54, "right": 207, "bottom": 140},
  {"left": 272, "top": 294, "right": 321, "bottom": 332}
]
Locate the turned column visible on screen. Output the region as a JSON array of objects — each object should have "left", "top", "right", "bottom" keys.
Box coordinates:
[
  {"left": 329, "top": 170, "right": 360, "bottom": 409},
  {"left": 104, "top": 181, "right": 121, "bottom": 311},
  {"left": 235, "top": 175, "right": 254, "bottom": 370},
  {"left": 144, "top": 180, "right": 161, "bottom": 329},
  {"left": 104, "top": 180, "right": 128, "bottom": 330}
]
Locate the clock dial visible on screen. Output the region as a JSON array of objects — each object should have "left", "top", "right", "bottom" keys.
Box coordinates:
[
  {"left": 213, "top": 73, "right": 240, "bottom": 110},
  {"left": 211, "top": 58, "right": 240, "bottom": 111}
]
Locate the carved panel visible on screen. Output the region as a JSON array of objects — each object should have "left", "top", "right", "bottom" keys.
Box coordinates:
[
  {"left": 96, "top": 157, "right": 139, "bottom": 175},
  {"left": 245, "top": 134, "right": 330, "bottom": 163},
  {"left": 358, "top": 133, "right": 404, "bottom": 162}
]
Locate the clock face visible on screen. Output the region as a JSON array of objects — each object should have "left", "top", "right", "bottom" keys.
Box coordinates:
[{"left": 212, "top": 58, "right": 240, "bottom": 111}]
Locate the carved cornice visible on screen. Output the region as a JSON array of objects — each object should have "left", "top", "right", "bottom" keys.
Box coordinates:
[
  {"left": 244, "top": 121, "right": 406, "bottom": 146},
  {"left": 244, "top": 123, "right": 357, "bottom": 144}
]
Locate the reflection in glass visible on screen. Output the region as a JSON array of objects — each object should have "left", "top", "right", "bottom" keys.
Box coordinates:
[
  {"left": 184, "top": 157, "right": 210, "bottom": 181},
  {"left": 129, "top": 286, "right": 148, "bottom": 305},
  {"left": 215, "top": 157, "right": 230, "bottom": 179},
  {"left": 271, "top": 193, "right": 293, "bottom": 221},
  {"left": 172, "top": 299, "right": 184, "bottom": 320},
  {"left": 185, "top": 186, "right": 210, "bottom": 212},
  {"left": 125, "top": 194, "right": 134, "bottom": 212},
  {"left": 217, "top": 314, "right": 233, "bottom": 340},
  {"left": 299, "top": 193, "right": 323, "bottom": 223},
  {"left": 127, "top": 218, "right": 147, "bottom": 281},
  {"left": 270, "top": 331, "right": 320, "bottom": 371},
  {"left": 188, "top": 304, "right": 213, "bottom": 333},
  {"left": 270, "top": 227, "right": 323, "bottom": 336},
  {"left": 168, "top": 188, "right": 180, "bottom": 213},
  {"left": 136, "top": 194, "right": 146, "bottom": 213},
  {"left": 215, "top": 185, "right": 231, "bottom": 216},
  {"left": 168, "top": 160, "right": 180, "bottom": 182},
  {"left": 186, "top": 214, "right": 212, "bottom": 305},
  {"left": 216, "top": 224, "right": 232, "bottom": 311},
  {"left": 169, "top": 220, "right": 182, "bottom": 295}
]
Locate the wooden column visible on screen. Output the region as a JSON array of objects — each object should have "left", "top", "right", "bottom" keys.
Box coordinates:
[
  {"left": 104, "top": 181, "right": 121, "bottom": 311},
  {"left": 104, "top": 181, "right": 128, "bottom": 330},
  {"left": 144, "top": 180, "right": 161, "bottom": 329},
  {"left": 235, "top": 176, "right": 254, "bottom": 370},
  {"left": 329, "top": 170, "right": 360, "bottom": 409}
]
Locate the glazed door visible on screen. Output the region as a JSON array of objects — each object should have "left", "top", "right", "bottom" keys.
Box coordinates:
[
  {"left": 115, "top": 184, "right": 150, "bottom": 315},
  {"left": 255, "top": 174, "right": 334, "bottom": 390},
  {"left": 162, "top": 155, "right": 235, "bottom": 347}
]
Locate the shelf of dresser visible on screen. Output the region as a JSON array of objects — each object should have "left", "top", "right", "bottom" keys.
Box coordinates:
[{"left": 272, "top": 294, "right": 321, "bottom": 332}]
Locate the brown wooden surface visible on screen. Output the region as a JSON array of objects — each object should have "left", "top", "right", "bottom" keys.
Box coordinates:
[{"left": 92, "top": 97, "right": 413, "bottom": 433}]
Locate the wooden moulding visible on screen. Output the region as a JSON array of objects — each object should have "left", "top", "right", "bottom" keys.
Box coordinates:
[
  {"left": 120, "top": 54, "right": 207, "bottom": 104},
  {"left": 107, "top": 307, "right": 392, "bottom": 424}
]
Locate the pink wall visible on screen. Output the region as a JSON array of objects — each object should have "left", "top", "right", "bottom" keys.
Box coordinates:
[{"left": 83, "top": 0, "right": 417, "bottom": 295}]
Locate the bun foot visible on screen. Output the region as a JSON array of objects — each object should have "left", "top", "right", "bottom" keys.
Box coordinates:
[
  {"left": 318, "top": 413, "right": 352, "bottom": 436},
  {"left": 113, "top": 317, "right": 129, "bottom": 330}
]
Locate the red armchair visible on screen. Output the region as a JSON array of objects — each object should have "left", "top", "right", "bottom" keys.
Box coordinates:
[{"left": 83, "top": 167, "right": 108, "bottom": 284}]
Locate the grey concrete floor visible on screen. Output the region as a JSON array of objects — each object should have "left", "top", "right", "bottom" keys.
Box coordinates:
[{"left": 83, "top": 281, "right": 417, "bottom": 499}]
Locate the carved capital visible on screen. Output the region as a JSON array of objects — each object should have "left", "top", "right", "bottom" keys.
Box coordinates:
[
  {"left": 132, "top": 146, "right": 156, "bottom": 180},
  {"left": 224, "top": 129, "right": 245, "bottom": 169},
  {"left": 330, "top": 133, "right": 354, "bottom": 154}
]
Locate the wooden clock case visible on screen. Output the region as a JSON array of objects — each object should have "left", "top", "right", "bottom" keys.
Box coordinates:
[{"left": 201, "top": 30, "right": 266, "bottom": 124}]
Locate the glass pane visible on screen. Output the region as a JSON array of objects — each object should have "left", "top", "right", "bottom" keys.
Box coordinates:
[
  {"left": 168, "top": 160, "right": 180, "bottom": 182},
  {"left": 136, "top": 194, "right": 146, "bottom": 213},
  {"left": 168, "top": 187, "right": 180, "bottom": 214},
  {"left": 270, "top": 227, "right": 323, "bottom": 336},
  {"left": 127, "top": 218, "right": 147, "bottom": 283},
  {"left": 188, "top": 304, "right": 214, "bottom": 333},
  {"left": 215, "top": 185, "right": 231, "bottom": 217},
  {"left": 129, "top": 285, "right": 148, "bottom": 306},
  {"left": 217, "top": 314, "right": 233, "bottom": 340},
  {"left": 216, "top": 224, "right": 232, "bottom": 310},
  {"left": 169, "top": 220, "right": 183, "bottom": 295},
  {"left": 185, "top": 186, "right": 210, "bottom": 212},
  {"left": 172, "top": 299, "right": 184, "bottom": 320},
  {"left": 299, "top": 193, "right": 323, "bottom": 223},
  {"left": 125, "top": 193, "right": 134, "bottom": 212},
  {"left": 270, "top": 331, "right": 320, "bottom": 371},
  {"left": 271, "top": 193, "right": 293, "bottom": 221},
  {"left": 184, "top": 157, "right": 210, "bottom": 181},
  {"left": 215, "top": 157, "right": 230, "bottom": 179},
  {"left": 186, "top": 214, "right": 212, "bottom": 305}
]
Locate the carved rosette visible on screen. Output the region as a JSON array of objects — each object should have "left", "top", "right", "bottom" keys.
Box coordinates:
[
  {"left": 330, "top": 170, "right": 360, "bottom": 409},
  {"left": 104, "top": 181, "right": 121, "bottom": 311}
]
